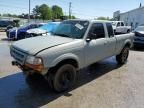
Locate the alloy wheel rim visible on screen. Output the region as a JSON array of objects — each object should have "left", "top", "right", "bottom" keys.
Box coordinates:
[{"left": 59, "top": 71, "right": 71, "bottom": 89}]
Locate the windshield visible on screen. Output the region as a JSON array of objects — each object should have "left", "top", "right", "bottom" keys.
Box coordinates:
[
  {"left": 19, "top": 23, "right": 30, "bottom": 29},
  {"left": 135, "top": 26, "right": 144, "bottom": 31},
  {"left": 112, "top": 22, "right": 117, "bottom": 26},
  {"left": 40, "top": 23, "right": 59, "bottom": 32},
  {"left": 52, "top": 20, "right": 89, "bottom": 39}
]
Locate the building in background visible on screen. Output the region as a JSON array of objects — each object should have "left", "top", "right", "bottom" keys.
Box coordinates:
[{"left": 113, "top": 6, "right": 144, "bottom": 30}]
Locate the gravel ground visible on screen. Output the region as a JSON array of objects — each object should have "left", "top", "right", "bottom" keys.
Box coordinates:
[{"left": 0, "top": 32, "right": 144, "bottom": 108}]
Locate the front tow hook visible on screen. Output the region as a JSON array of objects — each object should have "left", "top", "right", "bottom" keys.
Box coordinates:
[{"left": 12, "top": 61, "right": 19, "bottom": 66}]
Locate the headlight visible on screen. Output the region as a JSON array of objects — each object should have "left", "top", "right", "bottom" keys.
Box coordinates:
[
  {"left": 26, "top": 56, "right": 42, "bottom": 65},
  {"left": 26, "top": 30, "right": 30, "bottom": 33},
  {"left": 25, "top": 56, "right": 44, "bottom": 72}
]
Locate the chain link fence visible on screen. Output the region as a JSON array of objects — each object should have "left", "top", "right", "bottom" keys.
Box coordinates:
[{"left": 0, "top": 16, "right": 51, "bottom": 26}]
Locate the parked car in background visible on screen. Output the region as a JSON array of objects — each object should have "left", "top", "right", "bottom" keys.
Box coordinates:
[
  {"left": 112, "top": 21, "right": 131, "bottom": 34},
  {"left": 26, "top": 22, "right": 60, "bottom": 37},
  {"left": 7, "top": 23, "right": 45, "bottom": 40},
  {"left": 133, "top": 25, "right": 144, "bottom": 47},
  {"left": 11, "top": 19, "right": 134, "bottom": 92},
  {"left": 0, "top": 20, "right": 16, "bottom": 31}
]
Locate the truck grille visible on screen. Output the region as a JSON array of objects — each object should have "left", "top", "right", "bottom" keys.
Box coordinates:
[{"left": 11, "top": 46, "right": 27, "bottom": 65}]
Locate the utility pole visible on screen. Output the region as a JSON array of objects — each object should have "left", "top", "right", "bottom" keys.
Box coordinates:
[
  {"left": 28, "top": 0, "right": 31, "bottom": 23},
  {"left": 69, "top": 2, "right": 72, "bottom": 19},
  {"left": 139, "top": 2, "right": 142, "bottom": 8}
]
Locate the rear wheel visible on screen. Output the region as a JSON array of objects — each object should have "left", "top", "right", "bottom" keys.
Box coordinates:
[
  {"left": 53, "top": 64, "right": 76, "bottom": 92},
  {"left": 116, "top": 46, "right": 129, "bottom": 64}
]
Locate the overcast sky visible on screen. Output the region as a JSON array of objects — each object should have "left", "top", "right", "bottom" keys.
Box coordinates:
[{"left": 0, "top": 0, "right": 144, "bottom": 19}]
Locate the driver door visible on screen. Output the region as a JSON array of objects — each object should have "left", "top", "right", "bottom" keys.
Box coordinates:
[
  {"left": 85, "top": 23, "right": 109, "bottom": 66},
  {"left": 116, "top": 22, "right": 122, "bottom": 33}
]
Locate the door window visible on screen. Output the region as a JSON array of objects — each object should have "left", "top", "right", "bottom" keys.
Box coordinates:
[
  {"left": 30, "top": 24, "right": 38, "bottom": 29},
  {"left": 117, "top": 22, "right": 120, "bottom": 27},
  {"left": 106, "top": 23, "right": 114, "bottom": 37},
  {"left": 89, "top": 23, "right": 105, "bottom": 39},
  {"left": 121, "top": 22, "right": 124, "bottom": 26}
]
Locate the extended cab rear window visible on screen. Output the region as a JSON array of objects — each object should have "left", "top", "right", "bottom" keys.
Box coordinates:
[{"left": 106, "top": 23, "right": 114, "bottom": 37}]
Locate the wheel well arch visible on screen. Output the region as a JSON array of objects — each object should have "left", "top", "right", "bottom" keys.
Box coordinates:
[
  {"left": 56, "top": 59, "right": 79, "bottom": 68},
  {"left": 49, "top": 58, "right": 79, "bottom": 73},
  {"left": 125, "top": 42, "right": 131, "bottom": 48},
  {"left": 127, "top": 29, "right": 130, "bottom": 32}
]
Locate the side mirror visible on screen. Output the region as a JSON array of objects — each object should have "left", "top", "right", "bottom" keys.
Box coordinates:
[
  {"left": 89, "top": 33, "right": 97, "bottom": 39},
  {"left": 86, "top": 33, "right": 97, "bottom": 42},
  {"left": 86, "top": 38, "right": 91, "bottom": 42}
]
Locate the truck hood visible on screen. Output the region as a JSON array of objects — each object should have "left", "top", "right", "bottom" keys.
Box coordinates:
[
  {"left": 135, "top": 31, "right": 144, "bottom": 34},
  {"left": 12, "top": 35, "right": 74, "bottom": 55},
  {"left": 27, "top": 28, "right": 47, "bottom": 34}
]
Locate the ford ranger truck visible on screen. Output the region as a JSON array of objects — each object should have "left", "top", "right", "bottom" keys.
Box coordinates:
[{"left": 10, "top": 20, "right": 134, "bottom": 92}]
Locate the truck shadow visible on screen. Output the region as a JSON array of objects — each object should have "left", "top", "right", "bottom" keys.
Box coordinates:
[
  {"left": 1, "top": 38, "right": 14, "bottom": 42},
  {"left": 0, "top": 58, "right": 122, "bottom": 108},
  {"left": 1, "top": 38, "right": 9, "bottom": 41},
  {"left": 131, "top": 46, "right": 144, "bottom": 52}
]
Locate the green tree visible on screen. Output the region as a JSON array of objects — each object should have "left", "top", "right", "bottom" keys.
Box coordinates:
[
  {"left": 3, "top": 13, "right": 9, "bottom": 17},
  {"left": 71, "top": 16, "right": 76, "bottom": 19},
  {"left": 33, "top": 5, "right": 40, "bottom": 16},
  {"left": 2, "top": 13, "right": 18, "bottom": 18},
  {"left": 52, "top": 5, "right": 63, "bottom": 19},
  {"left": 97, "top": 16, "right": 110, "bottom": 20},
  {"left": 11, "top": 14, "right": 18, "bottom": 18},
  {"left": 33, "top": 4, "right": 52, "bottom": 20},
  {"left": 39, "top": 4, "right": 52, "bottom": 20},
  {"left": 33, "top": 5, "right": 41, "bottom": 19}
]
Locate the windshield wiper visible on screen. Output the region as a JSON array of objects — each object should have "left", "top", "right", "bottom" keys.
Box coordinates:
[{"left": 53, "top": 33, "right": 70, "bottom": 38}]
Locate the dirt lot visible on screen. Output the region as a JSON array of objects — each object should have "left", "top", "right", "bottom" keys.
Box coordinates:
[{"left": 0, "top": 32, "right": 144, "bottom": 108}]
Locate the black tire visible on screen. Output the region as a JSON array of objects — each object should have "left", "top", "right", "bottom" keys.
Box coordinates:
[
  {"left": 53, "top": 64, "right": 76, "bottom": 92},
  {"left": 116, "top": 46, "right": 129, "bottom": 64},
  {"left": 114, "top": 30, "right": 116, "bottom": 34},
  {"left": 45, "top": 71, "right": 54, "bottom": 89},
  {"left": 127, "top": 30, "right": 130, "bottom": 33}
]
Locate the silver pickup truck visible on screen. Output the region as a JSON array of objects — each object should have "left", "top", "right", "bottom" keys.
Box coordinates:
[{"left": 10, "top": 19, "right": 134, "bottom": 92}]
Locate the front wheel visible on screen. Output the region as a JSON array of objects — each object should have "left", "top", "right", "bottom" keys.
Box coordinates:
[
  {"left": 127, "top": 29, "right": 130, "bottom": 33},
  {"left": 116, "top": 46, "right": 129, "bottom": 64},
  {"left": 53, "top": 64, "right": 77, "bottom": 92}
]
